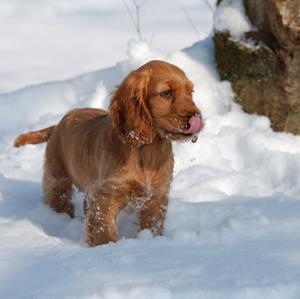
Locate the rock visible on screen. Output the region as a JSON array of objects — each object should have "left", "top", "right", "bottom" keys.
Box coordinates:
[{"left": 214, "top": 0, "right": 300, "bottom": 134}]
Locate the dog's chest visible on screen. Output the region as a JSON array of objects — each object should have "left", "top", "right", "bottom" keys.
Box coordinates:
[{"left": 120, "top": 146, "right": 174, "bottom": 199}]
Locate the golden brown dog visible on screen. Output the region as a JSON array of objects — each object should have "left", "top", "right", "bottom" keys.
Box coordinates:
[{"left": 14, "top": 60, "right": 204, "bottom": 246}]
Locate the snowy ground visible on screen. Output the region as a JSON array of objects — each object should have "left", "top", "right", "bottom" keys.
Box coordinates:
[{"left": 1, "top": 1, "right": 300, "bottom": 298}]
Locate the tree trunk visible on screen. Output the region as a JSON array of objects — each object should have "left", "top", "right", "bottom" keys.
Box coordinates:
[{"left": 214, "top": 0, "right": 300, "bottom": 134}]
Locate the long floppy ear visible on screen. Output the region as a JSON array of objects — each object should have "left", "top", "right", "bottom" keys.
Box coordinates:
[{"left": 109, "top": 69, "right": 155, "bottom": 147}]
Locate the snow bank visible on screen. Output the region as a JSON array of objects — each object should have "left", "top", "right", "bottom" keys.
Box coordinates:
[{"left": 214, "top": 0, "right": 254, "bottom": 38}]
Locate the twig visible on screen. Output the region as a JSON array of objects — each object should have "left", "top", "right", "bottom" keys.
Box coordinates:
[
  {"left": 149, "top": 32, "right": 156, "bottom": 45},
  {"left": 123, "top": 0, "right": 151, "bottom": 40},
  {"left": 123, "top": 0, "right": 140, "bottom": 38},
  {"left": 182, "top": 7, "right": 201, "bottom": 40},
  {"left": 139, "top": 0, "right": 151, "bottom": 7},
  {"left": 203, "top": 0, "right": 215, "bottom": 14}
]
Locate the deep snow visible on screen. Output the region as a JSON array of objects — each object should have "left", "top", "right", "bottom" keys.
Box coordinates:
[{"left": 1, "top": 1, "right": 300, "bottom": 298}]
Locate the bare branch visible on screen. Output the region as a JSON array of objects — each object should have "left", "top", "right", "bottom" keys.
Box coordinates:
[
  {"left": 203, "top": 0, "right": 215, "bottom": 13},
  {"left": 123, "top": 0, "right": 152, "bottom": 40},
  {"left": 136, "top": 3, "right": 142, "bottom": 39},
  {"left": 139, "top": 0, "right": 151, "bottom": 8},
  {"left": 132, "top": 0, "right": 138, "bottom": 8},
  {"left": 123, "top": 0, "right": 138, "bottom": 29},
  {"left": 182, "top": 7, "right": 200, "bottom": 40},
  {"left": 149, "top": 32, "right": 156, "bottom": 45},
  {"left": 132, "top": 0, "right": 150, "bottom": 8}
]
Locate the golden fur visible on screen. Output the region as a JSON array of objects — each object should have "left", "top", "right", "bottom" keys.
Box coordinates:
[{"left": 14, "top": 60, "right": 203, "bottom": 246}]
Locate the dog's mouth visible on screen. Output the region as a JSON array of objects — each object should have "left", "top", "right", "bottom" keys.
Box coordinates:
[
  {"left": 184, "top": 114, "right": 204, "bottom": 135},
  {"left": 164, "top": 131, "right": 198, "bottom": 143},
  {"left": 158, "top": 114, "right": 204, "bottom": 142}
]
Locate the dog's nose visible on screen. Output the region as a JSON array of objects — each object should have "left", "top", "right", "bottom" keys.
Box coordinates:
[{"left": 185, "top": 114, "right": 204, "bottom": 134}]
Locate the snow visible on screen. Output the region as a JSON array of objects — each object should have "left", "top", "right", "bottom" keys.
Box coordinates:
[
  {"left": 0, "top": 0, "right": 214, "bottom": 93},
  {"left": 1, "top": 1, "right": 300, "bottom": 298},
  {"left": 214, "top": 0, "right": 254, "bottom": 38}
]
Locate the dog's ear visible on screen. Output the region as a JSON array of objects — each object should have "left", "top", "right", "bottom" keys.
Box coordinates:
[{"left": 109, "top": 69, "right": 155, "bottom": 147}]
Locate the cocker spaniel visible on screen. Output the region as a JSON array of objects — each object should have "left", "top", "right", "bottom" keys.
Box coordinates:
[{"left": 14, "top": 60, "right": 204, "bottom": 246}]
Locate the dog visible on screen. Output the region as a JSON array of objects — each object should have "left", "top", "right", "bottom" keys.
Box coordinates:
[{"left": 14, "top": 60, "right": 204, "bottom": 246}]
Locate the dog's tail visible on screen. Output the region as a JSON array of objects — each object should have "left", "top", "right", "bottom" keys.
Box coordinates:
[{"left": 14, "top": 126, "right": 56, "bottom": 147}]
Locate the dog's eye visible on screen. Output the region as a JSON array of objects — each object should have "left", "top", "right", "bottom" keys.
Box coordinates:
[{"left": 160, "top": 89, "right": 173, "bottom": 98}]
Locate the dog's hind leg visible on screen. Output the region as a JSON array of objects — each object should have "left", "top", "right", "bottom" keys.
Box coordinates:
[{"left": 42, "top": 156, "right": 74, "bottom": 218}]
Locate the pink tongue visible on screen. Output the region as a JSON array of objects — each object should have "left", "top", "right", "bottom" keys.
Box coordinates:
[{"left": 186, "top": 115, "right": 203, "bottom": 134}]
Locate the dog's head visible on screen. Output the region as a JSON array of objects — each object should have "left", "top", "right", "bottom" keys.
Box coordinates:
[{"left": 110, "top": 60, "right": 204, "bottom": 147}]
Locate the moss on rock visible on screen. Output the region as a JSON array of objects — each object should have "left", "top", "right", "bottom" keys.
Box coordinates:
[{"left": 213, "top": 0, "right": 300, "bottom": 135}]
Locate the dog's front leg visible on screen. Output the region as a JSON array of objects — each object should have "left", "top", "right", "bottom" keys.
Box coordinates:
[
  {"left": 85, "top": 193, "right": 123, "bottom": 246},
  {"left": 139, "top": 194, "right": 169, "bottom": 236}
]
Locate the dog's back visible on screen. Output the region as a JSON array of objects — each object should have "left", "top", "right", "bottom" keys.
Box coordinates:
[{"left": 44, "top": 108, "right": 127, "bottom": 191}]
